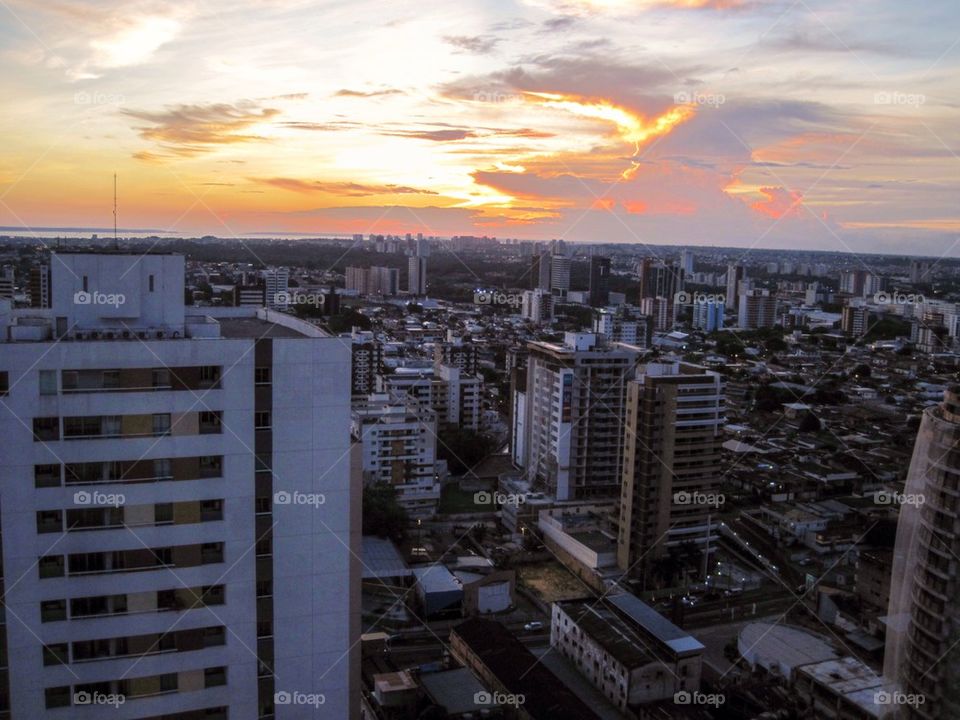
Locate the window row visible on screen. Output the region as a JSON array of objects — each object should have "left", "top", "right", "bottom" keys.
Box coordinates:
[
  {"left": 33, "top": 411, "right": 223, "bottom": 441},
  {"left": 41, "top": 585, "right": 226, "bottom": 622},
  {"left": 37, "top": 500, "right": 224, "bottom": 533},
  {"left": 34, "top": 455, "right": 223, "bottom": 487},
  {"left": 39, "top": 542, "right": 224, "bottom": 578}
]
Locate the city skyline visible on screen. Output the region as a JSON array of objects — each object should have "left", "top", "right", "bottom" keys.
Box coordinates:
[{"left": 1, "top": 0, "right": 958, "bottom": 256}]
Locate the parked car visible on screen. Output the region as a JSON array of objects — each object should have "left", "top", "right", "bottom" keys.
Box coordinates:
[{"left": 523, "top": 621, "right": 544, "bottom": 631}]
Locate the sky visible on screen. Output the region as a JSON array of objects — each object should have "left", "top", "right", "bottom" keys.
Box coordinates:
[{"left": 0, "top": 0, "right": 958, "bottom": 255}]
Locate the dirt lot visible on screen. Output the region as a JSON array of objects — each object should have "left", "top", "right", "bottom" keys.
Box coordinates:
[{"left": 517, "top": 561, "right": 592, "bottom": 604}]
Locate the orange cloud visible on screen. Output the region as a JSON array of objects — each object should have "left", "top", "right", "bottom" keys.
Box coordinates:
[{"left": 751, "top": 186, "right": 803, "bottom": 219}]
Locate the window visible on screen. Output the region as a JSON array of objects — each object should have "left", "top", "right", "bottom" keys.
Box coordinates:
[
  {"left": 44, "top": 686, "right": 71, "bottom": 709},
  {"left": 154, "top": 458, "right": 172, "bottom": 479},
  {"left": 42, "top": 643, "right": 69, "bottom": 666},
  {"left": 39, "top": 369, "right": 57, "bottom": 395},
  {"left": 152, "top": 368, "right": 170, "bottom": 388},
  {"left": 40, "top": 599, "right": 67, "bottom": 622},
  {"left": 200, "top": 499, "right": 223, "bottom": 522},
  {"left": 149, "top": 274, "right": 155, "bottom": 292},
  {"left": 255, "top": 411, "right": 271, "bottom": 429},
  {"left": 154, "top": 503, "right": 173, "bottom": 525},
  {"left": 37, "top": 510, "right": 63, "bottom": 534},
  {"left": 63, "top": 417, "right": 100, "bottom": 438},
  {"left": 35, "top": 463, "right": 61, "bottom": 488},
  {"left": 0, "top": 370, "right": 7, "bottom": 396},
  {"left": 255, "top": 367, "right": 271, "bottom": 385},
  {"left": 152, "top": 413, "right": 171, "bottom": 436},
  {"left": 199, "top": 411, "right": 222, "bottom": 434},
  {"left": 201, "top": 542, "right": 224, "bottom": 564},
  {"left": 199, "top": 366, "right": 221, "bottom": 388},
  {"left": 39, "top": 555, "right": 64, "bottom": 579},
  {"left": 199, "top": 455, "right": 222, "bottom": 478},
  {"left": 205, "top": 666, "right": 227, "bottom": 688},
  {"left": 33, "top": 417, "right": 59, "bottom": 441},
  {"left": 82, "top": 275, "right": 88, "bottom": 292}
]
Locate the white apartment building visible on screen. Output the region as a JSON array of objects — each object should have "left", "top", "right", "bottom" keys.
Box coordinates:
[
  {"left": 263, "top": 267, "right": 289, "bottom": 310},
  {"left": 521, "top": 289, "right": 554, "bottom": 325},
  {"left": 351, "top": 394, "right": 440, "bottom": 518},
  {"left": 521, "top": 333, "right": 642, "bottom": 501},
  {"left": 0, "top": 252, "right": 358, "bottom": 719},
  {"left": 377, "top": 364, "right": 481, "bottom": 432}
]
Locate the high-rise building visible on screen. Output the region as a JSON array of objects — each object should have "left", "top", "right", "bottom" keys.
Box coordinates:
[
  {"left": 910, "top": 259, "right": 932, "bottom": 284},
  {"left": 680, "top": 249, "right": 695, "bottom": 275},
  {"left": 550, "top": 255, "right": 571, "bottom": 297},
  {"left": 520, "top": 333, "right": 642, "bottom": 500},
  {"left": 30, "top": 263, "right": 51, "bottom": 308},
  {"left": 434, "top": 334, "right": 479, "bottom": 375},
  {"left": 589, "top": 256, "right": 611, "bottom": 307},
  {"left": 0, "top": 266, "right": 14, "bottom": 300},
  {"left": 0, "top": 251, "right": 358, "bottom": 718},
  {"left": 737, "top": 289, "right": 778, "bottom": 328},
  {"left": 408, "top": 256, "right": 427, "bottom": 296},
  {"left": 841, "top": 304, "right": 871, "bottom": 336},
  {"left": 693, "top": 299, "right": 724, "bottom": 332},
  {"left": 530, "top": 253, "right": 551, "bottom": 291},
  {"left": 351, "top": 394, "right": 439, "bottom": 518},
  {"left": 886, "top": 386, "right": 960, "bottom": 719},
  {"left": 593, "top": 308, "right": 652, "bottom": 349},
  {"left": 617, "top": 362, "right": 725, "bottom": 578},
  {"left": 522, "top": 289, "right": 554, "bottom": 325},
  {"left": 725, "top": 264, "right": 745, "bottom": 310},
  {"left": 264, "top": 267, "right": 289, "bottom": 309},
  {"left": 350, "top": 327, "right": 383, "bottom": 398}
]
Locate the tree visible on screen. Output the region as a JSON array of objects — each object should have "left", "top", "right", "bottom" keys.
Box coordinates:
[
  {"left": 363, "top": 484, "right": 408, "bottom": 542},
  {"left": 851, "top": 363, "right": 872, "bottom": 379},
  {"left": 438, "top": 427, "right": 495, "bottom": 475}
]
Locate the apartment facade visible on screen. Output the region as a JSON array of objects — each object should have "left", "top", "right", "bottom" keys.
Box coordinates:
[
  {"left": 885, "top": 385, "right": 960, "bottom": 719},
  {"left": 0, "top": 252, "right": 358, "bottom": 719},
  {"left": 351, "top": 394, "right": 440, "bottom": 518},
  {"left": 617, "top": 362, "right": 725, "bottom": 577},
  {"left": 521, "top": 333, "right": 642, "bottom": 501}
]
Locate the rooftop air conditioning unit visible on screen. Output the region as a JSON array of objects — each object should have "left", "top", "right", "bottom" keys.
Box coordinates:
[
  {"left": 138, "top": 331, "right": 148, "bottom": 339},
  {"left": 156, "top": 330, "right": 165, "bottom": 339}
]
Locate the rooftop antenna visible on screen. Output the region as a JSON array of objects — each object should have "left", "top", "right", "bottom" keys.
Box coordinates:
[{"left": 113, "top": 173, "right": 118, "bottom": 249}]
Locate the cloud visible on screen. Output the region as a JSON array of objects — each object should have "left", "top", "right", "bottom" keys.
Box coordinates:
[
  {"left": 253, "top": 178, "right": 438, "bottom": 196},
  {"left": 750, "top": 186, "right": 804, "bottom": 219},
  {"left": 334, "top": 88, "right": 405, "bottom": 98},
  {"left": 124, "top": 101, "right": 281, "bottom": 157},
  {"left": 443, "top": 35, "right": 500, "bottom": 54}
]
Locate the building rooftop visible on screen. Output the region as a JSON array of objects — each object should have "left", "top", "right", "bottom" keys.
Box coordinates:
[
  {"left": 361, "top": 536, "right": 412, "bottom": 580},
  {"left": 607, "top": 593, "right": 705, "bottom": 655},
  {"left": 216, "top": 316, "right": 311, "bottom": 339},
  {"left": 419, "top": 667, "right": 495, "bottom": 716},
  {"left": 451, "top": 619, "right": 602, "bottom": 720}
]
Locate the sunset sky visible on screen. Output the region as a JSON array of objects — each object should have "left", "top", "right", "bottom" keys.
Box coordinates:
[{"left": 0, "top": 0, "right": 958, "bottom": 254}]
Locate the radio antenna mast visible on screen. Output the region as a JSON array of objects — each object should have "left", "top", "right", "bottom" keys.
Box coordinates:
[{"left": 113, "top": 173, "right": 118, "bottom": 248}]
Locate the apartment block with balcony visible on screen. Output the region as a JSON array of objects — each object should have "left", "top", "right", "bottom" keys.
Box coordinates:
[
  {"left": 0, "top": 251, "right": 358, "bottom": 720},
  {"left": 617, "top": 362, "right": 725, "bottom": 578}
]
